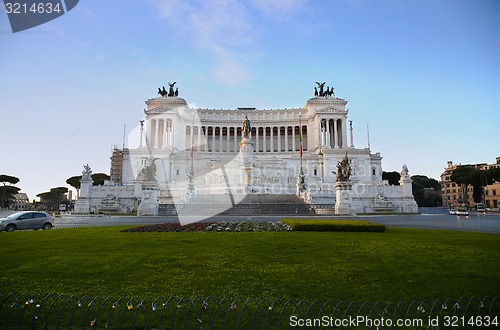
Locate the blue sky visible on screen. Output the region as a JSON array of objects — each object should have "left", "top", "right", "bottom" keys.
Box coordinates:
[{"left": 1, "top": 0, "right": 499, "bottom": 201}]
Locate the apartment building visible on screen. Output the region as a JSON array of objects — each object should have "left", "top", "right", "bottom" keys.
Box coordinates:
[{"left": 441, "top": 157, "right": 500, "bottom": 208}]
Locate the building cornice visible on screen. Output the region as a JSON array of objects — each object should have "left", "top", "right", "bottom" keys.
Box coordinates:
[{"left": 145, "top": 97, "right": 188, "bottom": 110}]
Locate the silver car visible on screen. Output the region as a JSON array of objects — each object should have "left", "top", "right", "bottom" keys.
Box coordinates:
[{"left": 0, "top": 211, "right": 54, "bottom": 232}]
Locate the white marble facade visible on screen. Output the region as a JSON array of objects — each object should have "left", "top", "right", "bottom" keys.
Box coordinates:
[{"left": 76, "top": 87, "right": 418, "bottom": 215}]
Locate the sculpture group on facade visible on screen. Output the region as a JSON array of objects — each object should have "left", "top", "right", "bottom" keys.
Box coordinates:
[
  {"left": 158, "top": 82, "right": 178, "bottom": 97},
  {"left": 137, "top": 159, "right": 157, "bottom": 182},
  {"left": 314, "top": 82, "right": 335, "bottom": 97}
]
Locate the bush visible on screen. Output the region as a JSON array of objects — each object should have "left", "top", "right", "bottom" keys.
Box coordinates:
[{"left": 280, "top": 219, "right": 385, "bottom": 232}]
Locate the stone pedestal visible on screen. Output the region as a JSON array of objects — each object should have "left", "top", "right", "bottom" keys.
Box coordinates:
[
  {"left": 399, "top": 176, "right": 418, "bottom": 213},
  {"left": 239, "top": 138, "right": 254, "bottom": 189},
  {"left": 74, "top": 176, "right": 93, "bottom": 213},
  {"left": 296, "top": 167, "right": 306, "bottom": 196},
  {"left": 74, "top": 199, "right": 91, "bottom": 213},
  {"left": 335, "top": 181, "right": 355, "bottom": 215},
  {"left": 137, "top": 182, "right": 158, "bottom": 216}
]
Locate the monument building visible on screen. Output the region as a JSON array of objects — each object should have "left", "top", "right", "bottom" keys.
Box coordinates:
[{"left": 75, "top": 82, "right": 418, "bottom": 218}]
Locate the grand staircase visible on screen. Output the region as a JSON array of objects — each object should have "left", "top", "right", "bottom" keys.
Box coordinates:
[{"left": 158, "top": 194, "right": 315, "bottom": 216}]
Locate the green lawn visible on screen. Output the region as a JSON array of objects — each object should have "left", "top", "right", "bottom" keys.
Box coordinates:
[{"left": 1, "top": 226, "right": 499, "bottom": 303}]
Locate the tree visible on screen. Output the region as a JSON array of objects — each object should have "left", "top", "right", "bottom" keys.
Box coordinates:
[
  {"left": 450, "top": 166, "right": 482, "bottom": 203},
  {"left": 37, "top": 187, "right": 69, "bottom": 211},
  {"left": 0, "top": 175, "right": 20, "bottom": 185},
  {"left": 0, "top": 174, "right": 21, "bottom": 208},
  {"left": 67, "top": 173, "right": 110, "bottom": 188},
  {"left": 480, "top": 167, "right": 500, "bottom": 186},
  {"left": 66, "top": 175, "right": 82, "bottom": 199},
  {"left": 66, "top": 176, "right": 81, "bottom": 190},
  {"left": 411, "top": 175, "right": 441, "bottom": 207},
  {"left": 0, "top": 186, "right": 21, "bottom": 208},
  {"left": 382, "top": 171, "right": 401, "bottom": 185},
  {"left": 92, "top": 173, "right": 110, "bottom": 186}
]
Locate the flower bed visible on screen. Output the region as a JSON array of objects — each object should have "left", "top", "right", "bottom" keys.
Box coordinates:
[
  {"left": 121, "top": 222, "right": 215, "bottom": 232},
  {"left": 205, "top": 221, "right": 291, "bottom": 232},
  {"left": 121, "top": 220, "right": 385, "bottom": 233},
  {"left": 121, "top": 221, "right": 292, "bottom": 233}
]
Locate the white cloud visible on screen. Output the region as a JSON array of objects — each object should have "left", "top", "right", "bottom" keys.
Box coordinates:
[
  {"left": 211, "top": 46, "right": 252, "bottom": 85},
  {"left": 152, "top": 0, "right": 300, "bottom": 86},
  {"left": 189, "top": 0, "right": 255, "bottom": 47},
  {"left": 151, "top": 0, "right": 306, "bottom": 85},
  {"left": 250, "top": 0, "right": 305, "bottom": 19},
  {"left": 79, "top": 7, "right": 98, "bottom": 21},
  {"left": 152, "top": 0, "right": 256, "bottom": 85}
]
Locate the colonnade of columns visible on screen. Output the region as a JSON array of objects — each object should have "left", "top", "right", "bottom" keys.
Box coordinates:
[
  {"left": 320, "top": 118, "right": 346, "bottom": 149},
  {"left": 185, "top": 124, "right": 308, "bottom": 153},
  {"left": 146, "top": 118, "right": 349, "bottom": 152},
  {"left": 147, "top": 119, "right": 174, "bottom": 148}
]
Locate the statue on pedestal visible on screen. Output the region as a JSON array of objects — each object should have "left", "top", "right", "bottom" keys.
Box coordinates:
[
  {"left": 157, "top": 82, "right": 178, "bottom": 97},
  {"left": 315, "top": 82, "right": 326, "bottom": 96},
  {"left": 158, "top": 86, "right": 168, "bottom": 97},
  {"left": 401, "top": 164, "right": 409, "bottom": 178},
  {"left": 242, "top": 116, "right": 251, "bottom": 138},
  {"left": 168, "top": 81, "right": 177, "bottom": 97},
  {"left": 314, "top": 82, "right": 335, "bottom": 97},
  {"left": 336, "top": 153, "right": 351, "bottom": 182},
  {"left": 82, "top": 164, "right": 92, "bottom": 180},
  {"left": 334, "top": 154, "right": 355, "bottom": 215}
]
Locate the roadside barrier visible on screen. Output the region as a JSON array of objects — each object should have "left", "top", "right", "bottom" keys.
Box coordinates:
[{"left": 0, "top": 294, "right": 498, "bottom": 329}]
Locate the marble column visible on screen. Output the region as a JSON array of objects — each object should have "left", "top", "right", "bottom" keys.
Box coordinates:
[
  {"left": 197, "top": 126, "right": 201, "bottom": 151},
  {"left": 212, "top": 126, "right": 216, "bottom": 152},
  {"left": 327, "top": 119, "right": 332, "bottom": 148},
  {"left": 334, "top": 119, "right": 339, "bottom": 148},
  {"left": 255, "top": 126, "right": 259, "bottom": 152},
  {"left": 263, "top": 127, "right": 267, "bottom": 152},
  {"left": 277, "top": 126, "right": 281, "bottom": 151},
  {"left": 341, "top": 119, "right": 346, "bottom": 149},
  {"left": 270, "top": 126, "right": 274, "bottom": 152},
  {"left": 155, "top": 119, "right": 160, "bottom": 148},
  {"left": 285, "top": 126, "right": 289, "bottom": 151}
]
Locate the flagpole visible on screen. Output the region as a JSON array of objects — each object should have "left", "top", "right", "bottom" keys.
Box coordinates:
[
  {"left": 299, "top": 114, "right": 303, "bottom": 170},
  {"left": 187, "top": 115, "right": 195, "bottom": 198},
  {"left": 190, "top": 115, "right": 194, "bottom": 172},
  {"left": 297, "top": 114, "right": 305, "bottom": 196}
]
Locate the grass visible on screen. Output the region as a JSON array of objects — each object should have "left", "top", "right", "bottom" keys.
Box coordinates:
[
  {"left": 0, "top": 226, "right": 499, "bottom": 303},
  {"left": 280, "top": 219, "right": 385, "bottom": 232},
  {"left": 357, "top": 212, "right": 420, "bottom": 215}
]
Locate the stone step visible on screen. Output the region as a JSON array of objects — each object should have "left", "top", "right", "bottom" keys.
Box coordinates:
[{"left": 158, "top": 194, "right": 315, "bottom": 216}]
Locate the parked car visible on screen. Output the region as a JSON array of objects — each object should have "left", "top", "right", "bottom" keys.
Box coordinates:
[{"left": 0, "top": 211, "right": 54, "bottom": 232}]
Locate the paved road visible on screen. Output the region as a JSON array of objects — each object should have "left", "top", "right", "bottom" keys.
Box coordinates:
[{"left": 46, "top": 207, "right": 500, "bottom": 233}]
